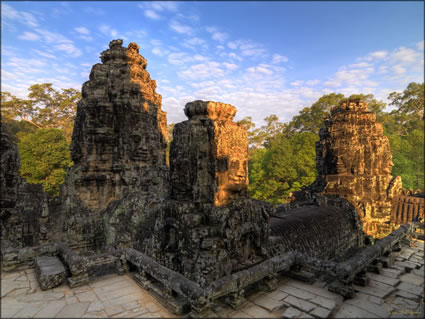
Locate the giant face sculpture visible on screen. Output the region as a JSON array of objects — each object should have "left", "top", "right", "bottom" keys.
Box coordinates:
[{"left": 214, "top": 123, "right": 249, "bottom": 206}]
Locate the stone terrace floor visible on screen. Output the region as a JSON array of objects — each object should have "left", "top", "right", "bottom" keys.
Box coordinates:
[{"left": 1, "top": 239, "right": 424, "bottom": 318}]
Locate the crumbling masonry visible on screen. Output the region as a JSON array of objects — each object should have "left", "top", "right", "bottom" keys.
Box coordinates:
[{"left": 1, "top": 39, "right": 423, "bottom": 315}]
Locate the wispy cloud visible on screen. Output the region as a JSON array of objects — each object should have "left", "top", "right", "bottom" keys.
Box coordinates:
[
  {"left": 228, "top": 40, "right": 267, "bottom": 58},
  {"left": 54, "top": 43, "right": 82, "bottom": 58},
  {"left": 138, "top": 1, "right": 179, "bottom": 12},
  {"left": 33, "top": 49, "right": 57, "bottom": 59},
  {"left": 75, "top": 26, "right": 90, "bottom": 35},
  {"left": 169, "top": 20, "right": 193, "bottom": 35},
  {"left": 168, "top": 52, "right": 193, "bottom": 65},
  {"left": 271, "top": 54, "right": 288, "bottom": 64},
  {"left": 99, "top": 24, "right": 119, "bottom": 38},
  {"left": 206, "top": 26, "right": 228, "bottom": 42},
  {"left": 179, "top": 62, "right": 225, "bottom": 80},
  {"left": 1, "top": 3, "right": 39, "bottom": 27},
  {"left": 145, "top": 9, "right": 161, "bottom": 20},
  {"left": 18, "top": 31, "right": 40, "bottom": 41}
]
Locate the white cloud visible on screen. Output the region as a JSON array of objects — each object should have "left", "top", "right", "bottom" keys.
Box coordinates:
[
  {"left": 390, "top": 47, "right": 420, "bottom": 65},
  {"left": 74, "top": 26, "right": 90, "bottom": 35},
  {"left": 290, "top": 81, "right": 303, "bottom": 86},
  {"left": 378, "top": 66, "right": 387, "bottom": 74},
  {"left": 185, "top": 37, "right": 206, "bottom": 46},
  {"left": 227, "top": 41, "right": 238, "bottom": 49},
  {"left": 183, "top": 37, "right": 208, "bottom": 50},
  {"left": 324, "top": 67, "right": 377, "bottom": 88},
  {"left": 193, "top": 54, "right": 209, "bottom": 62},
  {"left": 150, "top": 39, "right": 162, "bottom": 46},
  {"left": 139, "top": 1, "right": 179, "bottom": 12},
  {"left": 179, "top": 62, "right": 225, "bottom": 80},
  {"left": 79, "top": 35, "right": 93, "bottom": 41},
  {"left": 55, "top": 43, "right": 82, "bottom": 57},
  {"left": 168, "top": 52, "right": 193, "bottom": 65},
  {"left": 247, "top": 65, "right": 273, "bottom": 75},
  {"left": 145, "top": 9, "right": 161, "bottom": 20},
  {"left": 348, "top": 62, "right": 372, "bottom": 68},
  {"left": 228, "top": 52, "right": 243, "bottom": 61},
  {"left": 206, "top": 26, "right": 228, "bottom": 42},
  {"left": 18, "top": 31, "right": 40, "bottom": 41},
  {"left": 271, "top": 54, "right": 288, "bottom": 64},
  {"left": 33, "top": 49, "right": 56, "bottom": 59},
  {"left": 417, "top": 40, "right": 424, "bottom": 51},
  {"left": 369, "top": 51, "right": 388, "bottom": 59},
  {"left": 392, "top": 64, "right": 406, "bottom": 75},
  {"left": 99, "top": 24, "right": 119, "bottom": 38},
  {"left": 152, "top": 47, "right": 169, "bottom": 57},
  {"left": 239, "top": 41, "right": 267, "bottom": 58},
  {"left": 1, "top": 3, "right": 39, "bottom": 27},
  {"left": 35, "top": 28, "right": 72, "bottom": 43},
  {"left": 169, "top": 20, "right": 192, "bottom": 35},
  {"left": 306, "top": 80, "right": 320, "bottom": 86},
  {"left": 223, "top": 63, "right": 238, "bottom": 70}
]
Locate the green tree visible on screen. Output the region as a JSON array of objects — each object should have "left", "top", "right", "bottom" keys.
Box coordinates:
[
  {"left": 384, "top": 83, "right": 424, "bottom": 190},
  {"left": 18, "top": 128, "right": 73, "bottom": 197},
  {"left": 1, "top": 84, "right": 81, "bottom": 141},
  {"left": 248, "top": 132, "right": 318, "bottom": 204},
  {"left": 166, "top": 123, "right": 175, "bottom": 165},
  {"left": 388, "top": 82, "right": 424, "bottom": 120},
  {"left": 287, "top": 93, "right": 345, "bottom": 136}
]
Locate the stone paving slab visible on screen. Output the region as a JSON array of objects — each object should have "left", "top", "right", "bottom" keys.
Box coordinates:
[
  {"left": 2, "top": 240, "right": 424, "bottom": 318},
  {"left": 345, "top": 297, "right": 391, "bottom": 318},
  {"left": 399, "top": 273, "right": 425, "bottom": 286},
  {"left": 333, "top": 303, "right": 377, "bottom": 318}
]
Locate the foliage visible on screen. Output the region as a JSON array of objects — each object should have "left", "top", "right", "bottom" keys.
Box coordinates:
[
  {"left": 1, "top": 83, "right": 81, "bottom": 141},
  {"left": 388, "top": 82, "right": 424, "bottom": 120},
  {"left": 247, "top": 83, "right": 424, "bottom": 204},
  {"left": 18, "top": 128, "right": 73, "bottom": 197},
  {"left": 249, "top": 132, "right": 318, "bottom": 204},
  {"left": 166, "top": 123, "right": 175, "bottom": 165}
]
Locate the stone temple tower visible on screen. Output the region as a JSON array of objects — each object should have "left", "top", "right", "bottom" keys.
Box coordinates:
[
  {"left": 146, "top": 101, "right": 272, "bottom": 288},
  {"left": 61, "top": 40, "right": 168, "bottom": 249},
  {"left": 313, "top": 99, "right": 402, "bottom": 238}
]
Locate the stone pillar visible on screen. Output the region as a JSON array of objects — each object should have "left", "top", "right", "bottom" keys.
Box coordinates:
[
  {"left": 147, "top": 100, "right": 271, "bottom": 287},
  {"left": 170, "top": 100, "right": 248, "bottom": 206}
]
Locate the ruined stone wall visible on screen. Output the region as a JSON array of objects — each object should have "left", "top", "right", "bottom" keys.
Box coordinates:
[
  {"left": 0, "top": 127, "right": 50, "bottom": 249},
  {"left": 313, "top": 99, "right": 403, "bottom": 238},
  {"left": 390, "top": 192, "right": 425, "bottom": 225},
  {"left": 147, "top": 101, "right": 272, "bottom": 287}
]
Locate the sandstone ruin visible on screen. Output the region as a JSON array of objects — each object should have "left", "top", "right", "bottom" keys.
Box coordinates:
[
  {"left": 1, "top": 39, "right": 423, "bottom": 316},
  {"left": 309, "top": 99, "right": 424, "bottom": 238}
]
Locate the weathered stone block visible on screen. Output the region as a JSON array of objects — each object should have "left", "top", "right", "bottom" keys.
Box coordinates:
[{"left": 35, "top": 256, "right": 66, "bottom": 290}]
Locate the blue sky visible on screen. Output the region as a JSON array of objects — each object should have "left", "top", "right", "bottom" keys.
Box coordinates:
[{"left": 2, "top": 1, "right": 424, "bottom": 125}]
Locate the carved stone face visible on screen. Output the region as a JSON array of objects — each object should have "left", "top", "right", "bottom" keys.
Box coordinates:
[
  {"left": 130, "top": 133, "right": 150, "bottom": 163},
  {"left": 215, "top": 134, "right": 248, "bottom": 206},
  {"left": 225, "top": 159, "right": 248, "bottom": 191}
]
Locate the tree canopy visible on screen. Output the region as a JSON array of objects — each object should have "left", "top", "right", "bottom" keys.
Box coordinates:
[
  {"left": 1, "top": 83, "right": 81, "bottom": 141},
  {"left": 18, "top": 128, "right": 73, "bottom": 197}
]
